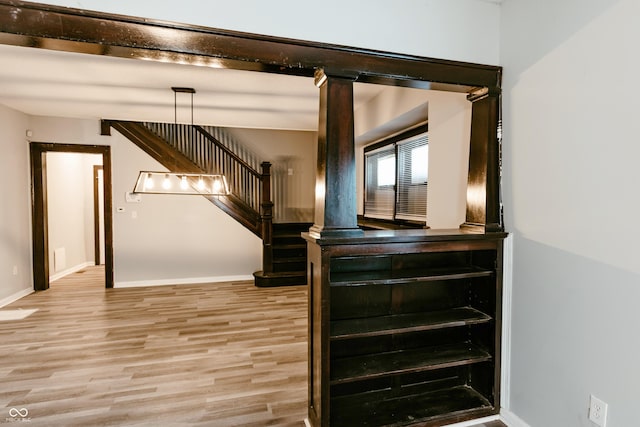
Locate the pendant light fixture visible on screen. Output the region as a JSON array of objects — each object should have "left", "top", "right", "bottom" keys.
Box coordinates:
[{"left": 132, "top": 87, "right": 230, "bottom": 196}]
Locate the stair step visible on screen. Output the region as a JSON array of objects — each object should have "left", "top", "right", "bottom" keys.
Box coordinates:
[
  {"left": 273, "top": 256, "right": 306, "bottom": 263},
  {"left": 274, "top": 251, "right": 306, "bottom": 260},
  {"left": 273, "top": 235, "right": 306, "bottom": 245},
  {"left": 273, "top": 265, "right": 306, "bottom": 274},
  {"left": 273, "top": 230, "right": 306, "bottom": 236},
  {"left": 253, "top": 270, "right": 306, "bottom": 287},
  {"left": 273, "top": 242, "right": 306, "bottom": 249},
  {"left": 273, "top": 222, "right": 312, "bottom": 231}
]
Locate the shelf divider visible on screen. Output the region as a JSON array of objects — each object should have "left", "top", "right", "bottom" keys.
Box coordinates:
[
  {"left": 330, "top": 306, "right": 492, "bottom": 340},
  {"left": 330, "top": 265, "right": 493, "bottom": 287},
  {"left": 330, "top": 342, "right": 492, "bottom": 385}
]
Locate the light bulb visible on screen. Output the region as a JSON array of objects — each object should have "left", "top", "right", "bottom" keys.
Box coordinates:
[
  {"left": 197, "top": 176, "right": 205, "bottom": 191},
  {"left": 144, "top": 173, "right": 154, "bottom": 190},
  {"left": 180, "top": 175, "right": 189, "bottom": 190},
  {"left": 212, "top": 178, "right": 221, "bottom": 193},
  {"left": 162, "top": 174, "right": 171, "bottom": 190}
]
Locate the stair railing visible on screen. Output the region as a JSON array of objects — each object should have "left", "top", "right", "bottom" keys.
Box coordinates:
[
  {"left": 143, "top": 122, "right": 268, "bottom": 215},
  {"left": 141, "top": 122, "right": 274, "bottom": 270}
]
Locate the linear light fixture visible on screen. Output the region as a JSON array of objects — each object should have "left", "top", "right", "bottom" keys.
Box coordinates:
[
  {"left": 132, "top": 87, "right": 230, "bottom": 196},
  {"left": 133, "top": 171, "right": 230, "bottom": 196}
]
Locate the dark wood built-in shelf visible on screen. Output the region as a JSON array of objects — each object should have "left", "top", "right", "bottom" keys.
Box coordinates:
[
  {"left": 330, "top": 385, "right": 493, "bottom": 427},
  {"left": 329, "top": 266, "right": 493, "bottom": 287},
  {"left": 305, "top": 230, "right": 505, "bottom": 426},
  {"left": 330, "top": 342, "right": 492, "bottom": 385},
  {"left": 330, "top": 307, "right": 492, "bottom": 340}
]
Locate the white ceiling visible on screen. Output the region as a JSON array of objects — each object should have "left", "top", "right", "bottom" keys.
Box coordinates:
[{"left": 0, "top": 43, "right": 388, "bottom": 132}]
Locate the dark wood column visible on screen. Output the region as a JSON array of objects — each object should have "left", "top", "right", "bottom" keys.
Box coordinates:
[
  {"left": 462, "top": 87, "right": 503, "bottom": 232},
  {"left": 309, "top": 69, "right": 363, "bottom": 238}
]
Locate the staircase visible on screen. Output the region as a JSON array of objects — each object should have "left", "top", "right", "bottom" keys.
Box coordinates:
[
  {"left": 254, "top": 223, "right": 311, "bottom": 287},
  {"left": 101, "top": 119, "right": 308, "bottom": 287}
]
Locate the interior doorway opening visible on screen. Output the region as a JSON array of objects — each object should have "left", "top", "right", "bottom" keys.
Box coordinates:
[{"left": 30, "top": 143, "right": 114, "bottom": 290}]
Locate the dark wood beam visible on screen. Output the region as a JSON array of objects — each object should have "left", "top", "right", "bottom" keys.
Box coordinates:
[{"left": 0, "top": 0, "right": 500, "bottom": 90}]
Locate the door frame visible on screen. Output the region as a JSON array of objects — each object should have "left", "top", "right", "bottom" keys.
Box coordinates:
[
  {"left": 93, "top": 165, "right": 104, "bottom": 266},
  {"left": 30, "top": 142, "right": 114, "bottom": 290}
]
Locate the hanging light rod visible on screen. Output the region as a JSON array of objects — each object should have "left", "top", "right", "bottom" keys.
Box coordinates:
[{"left": 132, "top": 171, "right": 230, "bottom": 196}]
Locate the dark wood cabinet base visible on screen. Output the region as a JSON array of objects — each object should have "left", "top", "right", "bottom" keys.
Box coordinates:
[{"left": 304, "top": 229, "right": 506, "bottom": 427}]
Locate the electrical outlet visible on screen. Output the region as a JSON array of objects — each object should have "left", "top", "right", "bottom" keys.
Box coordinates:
[{"left": 589, "top": 394, "right": 608, "bottom": 427}]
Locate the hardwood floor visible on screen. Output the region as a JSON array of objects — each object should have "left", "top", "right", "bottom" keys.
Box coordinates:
[
  {"left": 0, "top": 266, "right": 308, "bottom": 426},
  {"left": 0, "top": 267, "right": 508, "bottom": 427}
]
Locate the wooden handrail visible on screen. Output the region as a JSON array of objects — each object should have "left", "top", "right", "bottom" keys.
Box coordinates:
[{"left": 193, "top": 125, "right": 261, "bottom": 179}]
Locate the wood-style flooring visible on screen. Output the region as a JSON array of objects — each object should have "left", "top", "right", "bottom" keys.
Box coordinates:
[
  {"left": 0, "top": 266, "right": 308, "bottom": 426},
  {"left": 0, "top": 267, "right": 507, "bottom": 427}
]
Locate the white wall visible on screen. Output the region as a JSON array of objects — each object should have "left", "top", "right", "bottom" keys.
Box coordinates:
[
  {"left": 0, "top": 104, "right": 32, "bottom": 305},
  {"left": 424, "top": 91, "right": 471, "bottom": 229},
  {"left": 226, "top": 127, "right": 317, "bottom": 223},
  {"left": 501, "top": 0, "right": 640, "bottom": 426},
  {"left": 46, "top": 152, "right": 102, "bottom": 278},
  {"left": 27, "top": 116, "right": 262, "bottom": 286},
  {"left": 355, "top": 88, "right": 471, "bottom": 229},
  {"left": 38, "top": 0, "right": 501, "bottom": 65}
]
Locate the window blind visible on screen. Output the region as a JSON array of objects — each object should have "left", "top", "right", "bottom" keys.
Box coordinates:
[
  {"left": 396, "top": 133, "right": 428, "bottom": 221},
  {"left": 364, "top": 146, "right": 395, "bottom": 220}
]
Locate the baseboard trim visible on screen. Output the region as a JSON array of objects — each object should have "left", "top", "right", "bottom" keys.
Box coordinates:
[
  {"left": 501, "top": 233, "right": 514, "bottom": 409},
  {"left": 50, "top": 261, "right": 94, "bottom": 283},
  {"left": 501, "top": 409, "right": 531, "bottom": 427},
  {"left": 115, "top": 274, "right": 254, "bottom": 288},
  {"left": 0, "top": 288, "right": 34, "bottom": 308},
  {"left": 442, "top": 415, "right": 500, "bottom": 426}
]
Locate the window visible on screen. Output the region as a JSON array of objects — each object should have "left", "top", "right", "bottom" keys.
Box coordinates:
[
  {"left": 364, "top": 147, "right": 396, "bottom": 219},
  {"left": 364, "top": 128, "right": 428, "bottom": 223}
]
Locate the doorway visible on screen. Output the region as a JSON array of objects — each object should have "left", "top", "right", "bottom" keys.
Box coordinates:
[{"left": 30, "top": 142, "right": 114, "bottom": 290}]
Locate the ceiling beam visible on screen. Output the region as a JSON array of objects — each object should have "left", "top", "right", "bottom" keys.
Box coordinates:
[{"left": 0, "top": 0, "right": 501, "bottom": 92}]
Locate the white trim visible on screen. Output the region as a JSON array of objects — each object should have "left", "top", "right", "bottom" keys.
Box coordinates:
[
  {"left": 500, "top": 408, "right": 531, "bottom": 427},
  {"left": 442, "top": 415, "right": 500, "bottom": 426},
  {"left": 115, "top": 274, "right": 254, "bottom": 288},
  {"left": 50, "top": 261, "right": 94, "bottom": 283},
  {"left": 501, "top": 233, "right": 514, "bottom": 409},
  {"left": 304, "top": 418, "right": 311, "bottom": 427},
  {"left": 0, "top": 288, "right": 35, "bottom": 308}
]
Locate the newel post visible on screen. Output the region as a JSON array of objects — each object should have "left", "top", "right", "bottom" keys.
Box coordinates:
[
  {"left": 260, "top": 161, "right": 274, "bottom": 273},
  {"left": 309, "top": 69, "right": 363, "bottom": 238}
]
